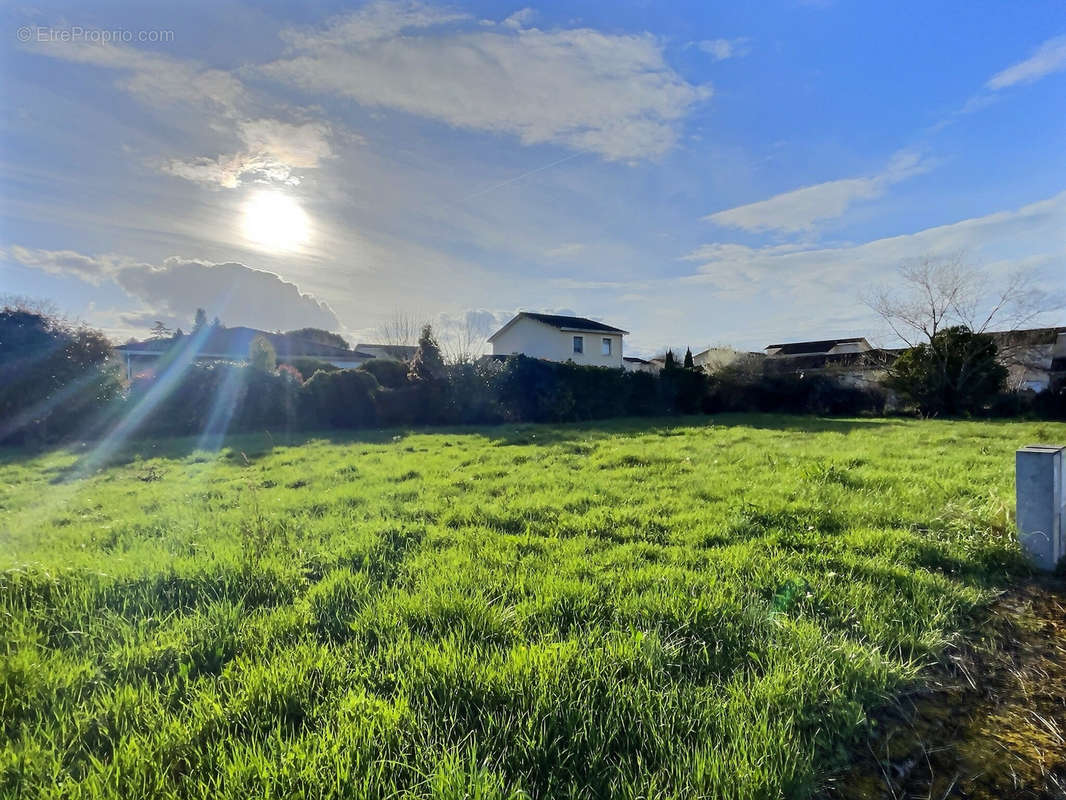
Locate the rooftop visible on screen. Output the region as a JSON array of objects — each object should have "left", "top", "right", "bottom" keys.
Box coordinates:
[
  {"left": 117, "top": 326, "right": 367, "bottom": 359},
  {"left": 489, "top": 312, "right": 628, "bottom": 342}
]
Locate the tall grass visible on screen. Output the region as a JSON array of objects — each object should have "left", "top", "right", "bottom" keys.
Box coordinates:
[{"left": 0, "top": 414, "right": 1058, "bottom": 799}]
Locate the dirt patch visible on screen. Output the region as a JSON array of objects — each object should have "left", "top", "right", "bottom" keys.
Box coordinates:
[{"left": 823, "top": 577, "right": 1066, "bottom": 799}]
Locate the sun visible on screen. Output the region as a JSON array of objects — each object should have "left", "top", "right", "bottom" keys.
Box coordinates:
[{"left": 241, "top": 190, "right": 310, "bottom": 251}]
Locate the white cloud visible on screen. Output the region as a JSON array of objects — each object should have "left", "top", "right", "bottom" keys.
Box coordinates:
[
  {"left": 3, "top": 246, "right": 123, "bottom": 284},
  {"left": 26, "top": 38, "right": 335, "bottom": 189},
  {"left": 687, "top": 190, "right": 1066, "bottom": 294},
  {"left": 282, "top": 1, "right": 468, "bottom": 47},
  {"left": 704, "top": 150, "right": 932, "bottom": 233},
  {"left": 263, "top": 3, "right": 709, "bottom": 160},
  {"left": 502, "top": 8, "right": 536, "bottom": 30},
  {"left": 545, "top": 242, "right": 587, "bottom": 260},
  {"left": 6, "top": 247, "right": 341, "bottom": 330},
  {"left": 161, "top": 120, "right": 334, "bottom": 188},
  {"left": 26, "top": 39, "right": 246, "bottom": 114},
  {"left": 986, "top": 34, "right": 1066, "bottom": 90},
  {"left": 697, "top": 38, "right": 751, "bottom": 61}
]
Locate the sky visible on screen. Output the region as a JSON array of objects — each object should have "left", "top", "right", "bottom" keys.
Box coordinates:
[{"left": 1, "top": 1, "right": 1064, "bottom": 357}]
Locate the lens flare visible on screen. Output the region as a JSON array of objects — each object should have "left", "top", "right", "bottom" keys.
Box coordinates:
[{"left": 241, "top": 190, "right": 310, "bottom": 251}]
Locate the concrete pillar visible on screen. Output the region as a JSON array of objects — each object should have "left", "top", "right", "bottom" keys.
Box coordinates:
[{"left": 1016, "top": 445, "right": 1065, "bottom": 571}]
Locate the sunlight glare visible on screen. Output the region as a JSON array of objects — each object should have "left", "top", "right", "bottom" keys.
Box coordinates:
[{"left": 241, "top": 190, "right": 310, "bottom": 251}]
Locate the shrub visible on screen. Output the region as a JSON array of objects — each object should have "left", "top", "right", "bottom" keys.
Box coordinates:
[
  {"left": 0, "top": 307, "right": 123, "bottom": 444},
  {"left": 283, "top": 357, "right": 339, "bottom": 378},
  {"left": 360, "top": 358, "right": 409, "bottom": 389},
  {"left": 408, "top": 324, "right": 446, "bottom": 383},
  {"left": 1032, "top": 379, "right": 1066, "bottom": 420},
  {"left": 128, "top": 363, "right": 301, "bottom": 437},
  {"left": 302, "top": 369, "right": 379, "bottom": 428},
  {"left": 886, "top": 326, "right": 1007, "bottom": 416},
  {"left": 443, "top": 361, "right": 503, "bottom": 425},
  {"left": 249, "top": 335, "right": 276, "bottom": 372}
]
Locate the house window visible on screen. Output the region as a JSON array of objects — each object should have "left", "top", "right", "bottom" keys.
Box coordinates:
[
  {"left": 573, "top": 336, "right": 583, "bottom": 354},
  {"left": 601, "top": 337, "right": 611, "bottom": 356}
]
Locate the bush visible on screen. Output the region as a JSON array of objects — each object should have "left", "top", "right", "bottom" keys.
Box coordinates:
[
  {"left": 301, "top": 369, "right": 379, "bottom": 428},
  {"left": 443, "top": 361, "right": 504, "bottom": 425},
  {"left": 886, "top": 326, "right": 1007, "bottom": 416},
  {"left": 705, "top": 368, "right": 886, "bottom": 416},
  {"left": 0, "top": 307, "right": 123, "bottom": 444},
  {"left": 128, "top": 363, "right": 301, "bottom": 437},
  {"left": 1032, "top": 379, "right": 1066, "bottom": 420},
  {"left": 360, "top": 358, "right": 409, "bottom": 389},
  {"left": 249, "top": 335, "right": 276, "bottom": 372},
  {"left": 283, "top": 357, "right": 339, "bottom": 379}
]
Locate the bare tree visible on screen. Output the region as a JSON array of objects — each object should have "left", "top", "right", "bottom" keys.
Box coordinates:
[
  {"left": 375, "top": 310, "right": 423, "bottom": 347},
  {"left": 865, "top": 254, "right": 1046, "bottom": 347},
  {"left": 442, "top": 311, "right": 494, "bottom": 364},
  {"left": 866, "top": 254, "right": 1053, "bottom": 404}
]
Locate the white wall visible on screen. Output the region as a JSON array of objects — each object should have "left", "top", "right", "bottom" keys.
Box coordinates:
[{"left": 491, "top": 317, "right": 623, "bottom": 367}]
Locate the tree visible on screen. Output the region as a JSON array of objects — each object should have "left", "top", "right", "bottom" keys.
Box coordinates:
[
  {"left": 866, "top": 254, "right": 1045, "bottom": 347},
  {"left": 683, "top": 347, "right": 694, "bottom": 369},
  {"left": 442, "top": 311, "right": 494, "bottom": 364},
  {"left": 149, "top": 321, "right": 172, "bottom": 340},
  {"left": 408, "top": 324, "right": 446, "bottom": 382},
  {"left": 0, "top": 304, "right": 122, "bottom": 443},
  {"left": 376, "top": 311, "right": 422, "bottom": 346},
  {"left": 663, "top": 349, "right": 677, "bottom": 370},
  {"left": 193, "top": 308, "right": 208, "bottom": 332},
  {"left": 286, "top": 327, "right": 349, "bottom": 350},
  {"left": 886, "top": 325, "right": 1007, "bottom": 416},
  {"left": 866, "top": 254, "right": 1048, "bottom": 410},
  {"left": 249, "top": 335, "right": 276, "bottom": 372}
]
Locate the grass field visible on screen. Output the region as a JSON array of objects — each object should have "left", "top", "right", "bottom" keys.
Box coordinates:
[{"left": 2, "top": 414, "right": 1063, "bottom": 799}]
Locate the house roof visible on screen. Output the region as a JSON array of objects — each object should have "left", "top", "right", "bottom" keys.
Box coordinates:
[
  {"left": 488, "top": 312, "right": 628, "bottom": 342},
  {"left": 623, "top": 356, "right": 650, "bottom": 364},
  {"left": 765, "top": 337, "right": 868, "bottom": 355},
  {"left": 987, "top": 326, "right": 1066, "bottom": 347},
  {"left": 355, "top": 343, "right": 418, "bottom": 360},
  {"left": 117, "top": 327, "right": 369, "bottom": 360}
]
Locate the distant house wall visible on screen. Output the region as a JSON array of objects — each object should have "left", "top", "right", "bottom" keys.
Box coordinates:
[
  {"left": 490, "top": 317, "right": 623, "bottom": 367},
  {"left": 622, "top": 358, "right": 657, "bottom": 373}
]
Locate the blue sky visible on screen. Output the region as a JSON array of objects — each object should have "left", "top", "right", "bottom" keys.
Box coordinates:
[{"left": 2, "top": 1, "right": 1064, "bottom": 355}]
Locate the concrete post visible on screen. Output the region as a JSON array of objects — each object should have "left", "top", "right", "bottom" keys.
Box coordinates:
[{"left": 1016, "top": 445, "right": 1065, "bottom": 571}]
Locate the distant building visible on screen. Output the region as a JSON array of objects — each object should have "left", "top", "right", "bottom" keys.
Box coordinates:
[
  {"left": 987, "top": 326, "right": 1066, "bottom": 392},
  {"left": 622, "top": 355, "right": 657, "bottom": 373},
  {"left": 488, "top": 312, "right": 628, "bottom": 368},
  {"left": 764, "top": 337, "right": 873, "bottom": 357},
  {"left": 355, "top": 343, "right": 418, "bottom": 362},
  {"left": 691, "top": 347, "right": 756, "bottom": 373},
  {"left": 762, "top": 337, "right": 894, "bottom": 387},
  {"left": 116, "top": 326, "right": 371, "bottom": 379}
]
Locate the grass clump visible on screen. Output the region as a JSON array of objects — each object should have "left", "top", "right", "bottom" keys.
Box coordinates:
[{"left": 0, "top": 413, "right": 1059, "bottom": 798}]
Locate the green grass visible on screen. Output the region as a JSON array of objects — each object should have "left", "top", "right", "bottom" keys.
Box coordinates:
[{"left": 1, "top": 414, "right": 1061, "bottom": 799}]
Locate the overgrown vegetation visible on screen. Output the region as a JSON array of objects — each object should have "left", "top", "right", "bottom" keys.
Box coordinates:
[{"left": 1, "top": 414, "right": 1059, "bottom": 798}]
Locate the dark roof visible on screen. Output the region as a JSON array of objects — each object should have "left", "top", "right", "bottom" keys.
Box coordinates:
[
  {"left": 987, "top": 326, "right": 1066, "bottom": 347},
  {"left": 117, "top": 327, "right": 367, "bottom": 359},
  {"left": 765, "top": 337, "right": 867, "bottom": 355},
  {"left": 520, "top": 312, "right": 627, "bottom": 333},
  {"left": 623, "top": 356, "right": 650, "bottom": 364}
]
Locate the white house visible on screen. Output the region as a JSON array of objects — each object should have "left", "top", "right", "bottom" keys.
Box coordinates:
[{"left": 488, "top": 312, "right": 628, "bottom": 368}]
